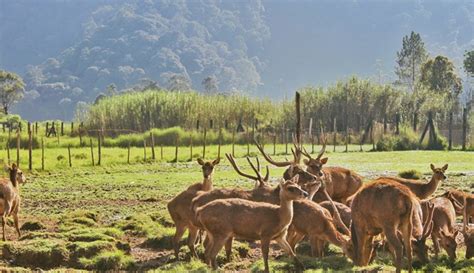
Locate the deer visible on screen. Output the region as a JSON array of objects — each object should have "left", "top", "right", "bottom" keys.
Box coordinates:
[
  {"left": 300, "top": 140, "right": 363, "bottom": 205},
  {"left": 190, "top": 154, "right": 321, "bottom": 260},
  {"left": 350, "top": 179, "right": 427, "bottom": 273},
  {"left": 196, "top": 175, "right": 308, "bottom": 272},
  {"left": 167, "top": 157, "right": 219, "bottom": 258},
  {"left": 442, "top": 189, "right": 466, "bottom": 217},
  {"left": 463, "top": 226, "right": 474, "bottom": 259},
  {"left": 0, "top": 163, "right": 26, "bottom": 241},
  {"left": 377, "top": 164, "right": 448, "bottom": 200},
  {"left": 421, "top": 197, "right": 459, "bottom": 261},
  {"left": 255, "top": 139, "right": 350, "bottom": 235}
]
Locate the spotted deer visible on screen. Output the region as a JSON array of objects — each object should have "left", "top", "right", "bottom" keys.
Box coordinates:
[
  {"left": 167, "top": 158, "right": 219, "bottom": 258},
  {"left": 0, "top": 163, "right": 26, "bottom": 241},
  {"left": 196, "top": 175, "right": 308, "bottom": 272}
]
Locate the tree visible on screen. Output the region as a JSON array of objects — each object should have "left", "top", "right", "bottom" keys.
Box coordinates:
[
  {"left": 464, "top": 50, "right": 474, "bottom": 76},
  {"left": 0, "top": 70, "right": 25, "bottom": 115},
  {"left": 165, "top": 73, "right": 192, "bottom": 91},
  {"left": 106, "top": 83, "right": 117, "bottom": 96},
  {"left": 395, "top": 31, "right": 429, "bottom": 91},
  {"left": 202, "top": 76, "right": 218, "bottom": 94},
  {"left": 420, "top": 55, "right": 462, "bottom": 99}
]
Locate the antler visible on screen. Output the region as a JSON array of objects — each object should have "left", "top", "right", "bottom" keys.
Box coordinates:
[
  {"left": 254, "top": 139, "right": 293, "bottom": 167},
  {"left": 301, "top": 126, "right": 327, "bottom": 160},
  {"left": 225, "top": 153, "right": 269, "bottom": 186}
]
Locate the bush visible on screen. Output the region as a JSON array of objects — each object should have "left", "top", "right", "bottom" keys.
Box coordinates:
[
  {"left": 423, "top": 134, "right": 448, "bottom": 150},
  {"left": 393, "top": 128, "right": 419, "bottom": 150},
  {"left": 398, "top": 169, "right": 422, "bottom": 179},
  {"left": 375, "top": 136, "right": 394, "bottom": 151}
]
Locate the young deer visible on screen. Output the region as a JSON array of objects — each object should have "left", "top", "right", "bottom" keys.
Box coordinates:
[
  {"left": 0, "top": 163, "right": 26, "bottom": 241},
  {"left": 350, "top": 179, "right": 418, "bottom": 273},
  {"left": 442, "top": 189, "right": 466, "bottom": 217},
  {"left": 378, "top": 164, "right": 448, "bottom": 200},
  {"left": 410, "top": 200, "right": 435, "bottom": 264},
  {"left": 167, "top": 158, "right": 219, "bottom": 258},
  {"left": 196, "top": 176, "right": 308, "bottom": 272},
  {"left": 422, "top": 197, "right": 459, "bottom": 261},
  {"left": 300, "top": 141, "right": 363, "bottom": 204}
]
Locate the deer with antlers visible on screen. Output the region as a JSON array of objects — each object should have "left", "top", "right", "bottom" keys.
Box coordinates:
[
  {"left": 350, "top": 179, "right": 435, "bottom": 273},
  {"left": 377, "top": 164, "right": 448, "bottom": 200},
  {"left": 196, "top": 175, "right": 308, "bottom": 272},
  {"left": 167, "top": 158, "right": 220, "bottom": 258},
  {"left": 255, "top": 139, "right": 350, "bottom": 234},
  {"left": 0, "top": 163, "right": 26, "bottom": 241}
]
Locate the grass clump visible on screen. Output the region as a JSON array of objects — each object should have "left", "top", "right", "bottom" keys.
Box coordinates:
[
  {"left": 65, "top": 228, "right": 117, "bottom": 242},
  {"left": 398, "top": 169, "right": 422, "bottom": 179},
  {"left": 158, "top": 257, "right": 208, "bottom": 272},
  {"left": 115, "top": 213, "right": 159, "bottom": 236},
  {"left": 20, "top": 220, "right": 46, "bottom": 231},
  {"left": 78, "top": 250, "right": 134, "bottom": 270},
  {"left": 59, "top": 210, "right": 99, "bottom": 230},
  {"left": 2, "top": 239, "right": 69, "bottom": 268},
  {"left": 143, "top": 225, "right": 175, "bottom": 249}
]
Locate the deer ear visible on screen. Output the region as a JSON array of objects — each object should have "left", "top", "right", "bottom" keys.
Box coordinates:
[
  {"left": 320, "top": 157, "right": 328, "bottom": 164},
  {"left": 442, "top": 164, "right": 448, "bottom": 171},
  {"left": 291, "top": 174, "right": 299, "bottom": 184},
  {"left": 430, "top": 164, "right": 435, "bottom": 171},
  {"left": 197, "top": 158, "right": 205, "bottom": 165},
  {"left": 212, "top": 158, "right": 220, "bottom": 166}
]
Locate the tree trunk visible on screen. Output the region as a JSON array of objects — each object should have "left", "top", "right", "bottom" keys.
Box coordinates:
[
  {"left": 3, "top": 106, "right": 7, "bottom": 115},
  {"left": 448, "top": 112, "right": 453, "bottom": 150}
]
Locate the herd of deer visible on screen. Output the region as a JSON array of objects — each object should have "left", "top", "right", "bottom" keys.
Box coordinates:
[{"left": 168, "top": 140, "right": 474, "bottom": 273}]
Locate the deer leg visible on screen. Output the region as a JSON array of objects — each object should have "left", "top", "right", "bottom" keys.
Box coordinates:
[
  {"left": 187, "top": 225, "right": 199, "bottom": 258},
  {"left": 261, "top": 238, "right": 271, "bottom": 273},
  {"left": 1, "top": 216, "right": 6, "bottom": 241},
  {"left": 203, "top": 232, "right": 214, "bottom": 266},
  {"left": 208, "top": 235, "right": 228, "bottom": 270},
  {"left": 13, "top": 213, "right": 20, "bottom": 238},
  {"left": 309, "top": 236, "right": 324, "bottom": 257},
  {"left": 385, "top": 229, "right": 404, "bottom": 273},
  {"left": 224, "top": 237, "right": 233, "bottom": 261},
  {"left": 275, "top": 236, "right": 304, "bottom": 270},
  {"left": 172, "top": 223, "right": 186, "bottom": 259},
  {"left": 431, "top": 232, "right": 440, "bottom": 258}
]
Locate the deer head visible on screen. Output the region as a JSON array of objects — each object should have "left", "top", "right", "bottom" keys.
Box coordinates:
[
  {"left": 279, "top": 175, "right": 308, "bottom": 200},
  {"left": 301, "top": 137, "right": 328, "bottom": 177},
  {"left": 412, "top": 202, "right": 435, "bottom": 264},
  {"left": 4, "top": 163, "right": 26, "bottom": 186},
  {"left": 197, "top": 158, "right": 220, "bottom": 179},
  {"left": 463, "top": 227, "right": 474, "bottom": 259},
  {"left": 225, "top": 153, "right": 269, "bottom": 188},
  {"left": 430, "top": 164, "right": 448, "bottom": 181},
  {"left": 439, "top": 229, "right": 459, "bottom": 261}
]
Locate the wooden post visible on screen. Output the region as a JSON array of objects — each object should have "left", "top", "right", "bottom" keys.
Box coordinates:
[
  {"left": 7, "top": 129, "right": 11, "bottom": 163},
  {"left": 71, "top": 122, "right": 74, "bottom": 136},
  {"left": 68, "top": 145, "right": 72, "bottom": 167},
  {"left": 143, "top": 137, "right": 147, "bottom": 161},
  {"left": 79, "top": 124, "right": 83, "bottom": 146},
  {"left": 202, "top": 128, "right": 207, "bottom": 158},
  {"left": 160, "top": 144, "right": 163, "bottom": 160},
  {"left": 395, "top": 113, "right": 400, "bottom": 135},
  {"left": 311, "top": 135, "right": 315, "bottom": 154},
  {"left": 90, "top": 138, "right": 95, "bottom": 166},
  {"left": 150, "top": 132, "right": 155, "bottom": 160},
  {"left": 190, "top": 134, "right": 193, "bottom": 161},
  {"left": 28, "top": 122, "right": 32, "bottom": 170},
  {"left": 45, "top": 122, "right": 49, "bottom": 136},
  {"left": 97, "top": 132, "right": 101, "bottom": 166},
  {"left": 462, "top": 107, "right": 468, "bottom": 151},
  {"left": 16, "top": 129, "right": 20, "bottom": 166},
  {"left": 247, "top": 128, "right": 250, "bottom": 156},
  {"left": 35, "top": 121, "right": 38, "bottom": 134},
  {"left": 127, "top": 142, "right": 130, "bottom": 164},
  {"left": 217, "top": 129, "right": 222, "bottom": 159},
  {"left": 174, "top": 137, "right": 179, "bottom": 162},
  {"left": 333, "top": 117, "right": 337, "bottom": 152},
  {"left": 273, "top": 134, "right": 277, "bottom": 156},
  {"left": 61, "top": 122, "right": 64, "bottom": 136},
  {"left": 41, "top": 137, "right": 44, "bottom": 170},
  {"left": 231, "top": 130, "right": 235, "bottom": 157},
  {"left": 448, "top": 112, "right": 453, "bottom": 150},
  {"left": 285, "top": 129, "right": 288, "bottom": 155},
  {"left": 57, "top": 129, "right": 60, "bottom": 144},
  {"left": 345, "top": 129, "right": 349, "bottom": 153},
  {"left": 371, "top": 120, "right": 376, "bottom": 151}
]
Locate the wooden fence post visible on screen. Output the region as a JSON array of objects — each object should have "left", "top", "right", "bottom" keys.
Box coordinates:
[
  {"left": 127, "top": 142, "right": 131, "bottom": 164},
  {"left": 28, "top": 122, "right": 32, "bottom": 170},
  {"left": 160, "top": 144, "right": 163, "bottom": 160},
  {"left": 202, "top": 128, "right": 207, "bottom": 158},
  {"left": 71, "top": 122, "right": 74, "bottom": 136},
  {"left": 90, "top": 138, "right": 95, "bottom": 166},
  {"left": 16, "top": 129, "right": 20, "bottom": 167},
  {"left": 174, "top": 137, "right": 179, "bottom": 162},
  {"left": 190, "top": 134, "right": 193, "bottom": 161},
  {"left": 7, "top": 129, "right": 10, "bottom": 163},
  {"left": 143, "top": 137, "right": 147, "bottom": 161},
  {"left": 68, "top": 145, "right": 72, "bottom": 167},
  {"left": 79, "top": 124, "right": 83, "bottom": 146},
  {"left": 97, "top": 131, "right": 102, "bottom": 165},
  {"left": 231, "top": 130, "right": 235, "bottom": 157},
  {"left": 45, "top": 122, "right": 49, "bottom": 136},
  {"left": 61, "top": 122, "right": 64, "bottom": 136},
  {"left": 448, "top": 112, "right": 453, "bottom": 150},
  {"left": 217, "top": 129, "right": 222, "bottom": 159},
  {"left": 285, "top": 129, "right": 288, "bottom": 155},
  {"left": 150, "top": 132, "right": 155, "bottom": 160},
  {"left": 462, "top": 107, "right": 468, "bottom": 151},
  {"left": 333, "top": 117, "right": 337, "bottom": 152},
  {"left": 273, "top": 134, "right": 277, "bottom": 156},
  {"left": 41, "top": 137, "right": 44, "bottom": 170},
  {"left": 35, "top": 121, "right": 38, "bottom": 134}
]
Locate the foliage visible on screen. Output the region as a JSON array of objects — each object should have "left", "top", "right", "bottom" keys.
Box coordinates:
[
  {"left": 395, "top": 31, "right": 428, "bottom": 91},
  {"left": 464, "top": 50, "right": 474, "bottom": 75},
  {"left": 398, "top": 169, "right": 422, "bottom": 179},
  {"left": 0, "top": 70, "right": 25, "bottom": 115},
  {"left": 420, "top": 55, "right": 462, "bottom": 102}
]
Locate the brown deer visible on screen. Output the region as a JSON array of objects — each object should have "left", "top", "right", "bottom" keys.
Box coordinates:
[
  {"left": 167, "top": 158, "right": 219, "bottom": 258},
  {"left": 463, "top": 193, "right": 474, "bottom": 234},
  {"left": 256, "top": 139, "right": 350, "bottom": 234},
  {"left": 442, "top": 189, "right": 466, "bottom": 217},
  {"left": 378, "top": 164, "right": 448, "bottom": 199},
  {"left": 0, "top": 163, "right": 26, "bottom": 241},
  {"left": 196, "top": 175, "right": 308, "bottom": 272},
  {"left": 350, "top": 179, "right": 419, "bottom": 273},
  {"left": 287, "top": 199, "right": 352, "bottom": 258},
  {"left": 410, "top": 200, "right": 435, "bottom": 264},
  {"left": 421, "top": 197, "right": 459, "bottom": 261},
  {"left": 300, "top": 142, "right": 363, "bottom": 204},
  {"left": 463, "top": 226, "right": 474, "bottom": 259}
]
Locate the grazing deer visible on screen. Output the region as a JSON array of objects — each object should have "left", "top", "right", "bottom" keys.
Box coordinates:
[
  {"left": 378, "top": 164, "right": 448, "bottom": 200},
  {"left": 167, "top": 158, "right": 219, "bottom": 258},
  {"left": 422, "top": 197, "right": 458, "bottom": 261},
  {"left": 0, "top": 163, "right": 26, "bottom": 241},
  {"left": 350, "top": 179, "right": 418, "bottom": 273},
  {"left": 462, "top": 193, "right": 474, "bottom": 234},
  {"left": 410, "top": 200, "right": 435, "bottom": 264},
  {"left": 196, "top": 175, "right": 308, "bottom": 272},
  {"left": 463, "top": 226, "right": 474, "bottom": 259},
  {"left": 300, "top": 142, "right": 363, "bottom": 204},
  {"left": 287, "top": 199, "right": 352, "bottom": 258}
]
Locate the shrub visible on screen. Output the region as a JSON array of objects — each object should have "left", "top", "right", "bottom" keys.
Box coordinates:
[
  {"left": 393, "top": 128, "right": 419, "bottom": 150},
  {"left": 375, "top": 135, "right": 394, "bottom": 151},
  {"left": 398, "top": 169, "right": 422, "bottom": 179}
]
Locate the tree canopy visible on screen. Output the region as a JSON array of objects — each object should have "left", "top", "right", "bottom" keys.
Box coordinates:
[{"left": 0, "top": 70, "right": 25, "bottom": 115}]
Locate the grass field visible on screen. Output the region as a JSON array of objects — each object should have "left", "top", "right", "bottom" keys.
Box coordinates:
[{"left": 0, "top": 144, "right": 473, "bottom": 271}]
